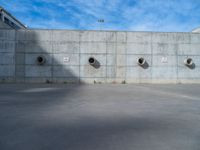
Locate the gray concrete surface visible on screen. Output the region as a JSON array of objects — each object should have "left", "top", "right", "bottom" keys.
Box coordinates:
[
  {"left": 0, "top": 21, "right": 12, "bottom": 29},
  {"left": 1, "top": 29, "right": 200, "bottom": 84},
  {"left": 0, "top": 84, "right": 200, "bottom": 150}
]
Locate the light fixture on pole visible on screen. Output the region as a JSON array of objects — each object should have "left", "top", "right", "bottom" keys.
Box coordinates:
[{"left": 97, "top": 19, "right": 105, "bottom": 30}]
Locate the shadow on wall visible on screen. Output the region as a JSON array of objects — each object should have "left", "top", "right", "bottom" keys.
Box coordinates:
[
  {"left": 15, "top": 29, "right": 80, "bottom": 84},
  {"left": 88, "top": 56, "right": 101, "bottom": 69},
  {"left": 0, "top": 29, "right": 16, "bottom": 82},
  {"left": 14, "top": 29, "right": 83, "bottom": 122},
  {"left": 0, "top": 29, "right": 85, "bottom": 150}
]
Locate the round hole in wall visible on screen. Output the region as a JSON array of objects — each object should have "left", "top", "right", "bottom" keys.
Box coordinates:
[
  {"left": 88, "top": 57, "right": 95, "bottom": 65},
  {"left": 37, "top": 56, "right": 46, "bottom": 65},
  {"left": 138, "top": 57, "right": 146, "bottom": 66},
  {"left": 187, "top": 58, "right": 192, "bottom": 65},
  {"left": 184, "top": 58, "right": 193, "bottom": 66}
]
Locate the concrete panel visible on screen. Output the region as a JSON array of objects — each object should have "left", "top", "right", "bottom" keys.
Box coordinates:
[
  {"left": 106, "top": 32, "right": 116, "bottom": 42},
  {"left": 116, "top": 43, "right": 126, "bottom": 54},
  {"left": 106, "top": 42, "right": 116, "bottom": 54},
  {"left": 152, "top": 33, "right": 190, "bottom": 44},
  {"left": 190, "top": 44, "right": 200, "bottom": 55},
  {"left": 80, "top": 65, "right": 106, "bottom": 78},
  {"left": 126, "top": 78, "right": 152, "bottom": 84},
  {"left": 0, "top": 21, "right": 12, "bottom": 29},
  {"left": 0, "top": 65, "right": 15, "bottom": 77},
  {"left": 177, "top": 79, "right": 200, "bottom": 84},
  {"left": 106, "top": 78, "right": 126, "bottom": 83},
  {"left": 16, "top": 30, "right": 26, "bottom": 41},
  {"left": 178, "top": 67, "right": 200, "bottom": 79},
  {"left": 152, "top": 33, "right": 176, "bottom": 43},
  {"left": 117, "top": 32, "right": 127, "bottom": 43},
  {"left": 116, "top": 66, "right": 126, "bottom": 78},
  {"left": 179, "top": 44, "right": 200, "bottom": 56},
  {"left": 126, "top": 66, "right": 151, "bottom": 78},
  {"left": 53, "top": 77, "right": 79, "bottom": 83},
  {"left": 127, "top": 55, "right": 152, "bottom": 66},
  {"left": 176, "top": 33, "right": 191, "bottom": 44},
  {"left": 178, "top": 44, "right": 191, "bottom": 55},
  {"left": 52, "top": 42, "right": 79, "bottom": 54},
  {"left": 16, "top": 53, "right": 25, "bottom": 65},
  {"left": 152, "top": 67, "right": 177, "bottom": 79},
  {"left": 53, "top": 66, "right": 79, "bottom": 77},
  {"left": 0, "top": 77, "right": 15, "bottom": 83},
  {"left": 152, "top": 55, "right": 177, "bottom": 67},
  {"left": 80, "top": 31, "right": 107, "bottom": 42},
  {"left": 0, "top": 53, "right": 14, "bottom": 65},
  {"left": 15, "top": 41, "right": 26, "bottom": 53},
  {"left": 106, "top": 66, "right": 116, "bottom": 78},
  {"left": 25, "top": 41, "right": 52, "bottom": 53},
  {"left": 15, "top": 65, "right": 25, "bottom": 77},
  {"left": 0, "top": 30, "right": 15, "bottom": 40},
  {"left": 152, "top": 43, "right": 178, "bottom": 55},
  {"left": 80, "top": 42, "right": 106, "bottom": 54},
  {"left": 117, "top": 54, "right": 126, "bottom": 66},
  {"left": 107, "top": 54, "right": 116, "bottom": 66},
  {"left": 178, "top": 56, "right": 200, "bottom": 67},
  {"left": 25, "top": 54, "right": 53, "bottom": 65},
  {"left": 80, "top": 54, "right": 106, "bottom": 66},
  {"left": 25, "top": 66, "right": 52, "bottom": 77},
  {"left": 80, "top": 77, "right": 106, "bottom": 84},
  {"left": 127, "top": 43, "right": 151, "bottom": 54},
  {"left": 127, "top": 32, "right": 151, "bottom": 43},
  {"left": 25, "top": 77, "right": 52, "bottom": 83},
  {"left": 53, "top": 54, "right": 79, "bottom": 66},
  {"left": 15, "top": 77, "right": 25, "bottom": 83},
  {"left": 151, "top": 79, "right": 177, "bottom": 84},
  {"left": 52, "top": 30, "right": 80, "bottom": 42},
  {"left": 190, "top": 33, "right": 200, "bottom": 44},
  {"left": 106, "top": 78, "right": 117, "bottom": 83},
  {"left": 0, "top": 41, "right": 15, "bottom": 52},
  {"left": 24, "top": 30, "right": 52, "bottom": 41}
]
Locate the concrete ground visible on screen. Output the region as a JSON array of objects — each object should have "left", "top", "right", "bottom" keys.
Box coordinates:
[{"left": 0, "top": 84, "right": 200, "bottom": 150}]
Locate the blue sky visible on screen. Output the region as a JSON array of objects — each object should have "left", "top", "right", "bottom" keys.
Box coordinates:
[{"left": 1, "top": 0, "right": 200, "bottom": 31}]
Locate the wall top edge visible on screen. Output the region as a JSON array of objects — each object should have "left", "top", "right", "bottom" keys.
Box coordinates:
[{"left": 1, "top": 29, "right": 200, "bottom": 35}]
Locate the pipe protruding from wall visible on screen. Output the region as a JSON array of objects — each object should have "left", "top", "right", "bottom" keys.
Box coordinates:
[
  {"left": 88, "top": 57, "right": 96, "bottom": 65},
  {"left": 137, "top": 57, "right": 146, "bottom": 66},
  {"left": 184, "top": 58, "right": 193, "bottom": 67},
  {"left": 88, "top": 57, "right": 101, "bottom": 69},
  {"left": 37, "top": 55, "right": 46, "bottom": 65}
]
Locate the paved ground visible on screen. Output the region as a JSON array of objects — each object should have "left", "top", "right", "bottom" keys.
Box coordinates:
[{"left": 0, "top": 84, "right": 200, "bottom": 150}]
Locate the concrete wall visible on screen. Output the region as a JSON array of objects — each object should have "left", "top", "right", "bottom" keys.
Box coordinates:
[
  {"left": 0, "top": 21, "right": 12, "bottom": 29},
  {"left": 1, "top": 29, "right": 200, "bottom": 84},
  {"left": 0, "top": 30, "right": 15, "bottom": 82}
]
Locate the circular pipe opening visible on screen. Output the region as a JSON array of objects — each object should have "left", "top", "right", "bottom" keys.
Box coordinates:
[
  {"left": 37, "top": 56, "right": 46, "bottom": 65},
  {"left": 137, "top": 57, "right": 146, "bottom": 66},
  {"left": 184, "top": 58, "right": 193, "bottom": 66},
  {"left": 88, "top": 57, "right": 95, "bottom": 65}
]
